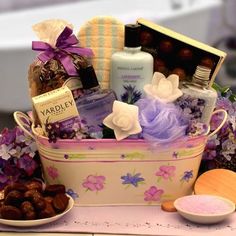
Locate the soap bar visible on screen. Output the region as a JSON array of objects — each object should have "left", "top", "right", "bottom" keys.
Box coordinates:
[{"left": 32, "top": 86, "right": 79, "bottom": 133}]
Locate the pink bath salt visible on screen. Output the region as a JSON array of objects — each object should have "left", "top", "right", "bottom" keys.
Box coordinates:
[{"left": 177, "top": 195, "right": 233, "bottom": 214}]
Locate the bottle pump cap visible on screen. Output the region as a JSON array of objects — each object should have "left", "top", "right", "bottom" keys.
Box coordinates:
[
  {"left": 192, "top": 65, "right": 211, "bottom": 87},
  {"left": 79, "top": 66, "right": 99, "bottom": 90},
  {"left": 125, "top": 24, "right": 141, "bottom": 48}
]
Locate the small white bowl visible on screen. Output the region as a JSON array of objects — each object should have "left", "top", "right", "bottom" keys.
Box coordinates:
[
  {"left": 174, "top": 195, "right": 235, "bottom": 224},
  {"left": 0, "top": 194, "right": 74, "bottom": 227}
]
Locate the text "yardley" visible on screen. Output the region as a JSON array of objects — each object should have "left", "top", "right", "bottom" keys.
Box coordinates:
[{"left": 40, "top": 100, "right": 74, "bottom": 116}]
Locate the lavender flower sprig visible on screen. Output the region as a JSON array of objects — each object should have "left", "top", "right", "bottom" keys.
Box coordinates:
[
  {"left": 175, "top": 94, "right": 205, "bottom": 122},
  {"left": 121, "top": 85, "right": 142, "bottom": 104},
  {"left": 45, "top": 117, "right": 91, "bottom": 143}
]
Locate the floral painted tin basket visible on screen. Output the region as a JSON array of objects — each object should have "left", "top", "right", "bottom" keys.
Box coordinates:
[{"left": 14, "top": 110, "right": 227, "bottom": 206}]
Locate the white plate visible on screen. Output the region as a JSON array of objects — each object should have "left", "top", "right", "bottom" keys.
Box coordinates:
[
  {"left": 0, "top": 194, "right": 74, "bottom": 227},
  {"left": 174, "top": 195, "right": 235, "bottom": 224}
]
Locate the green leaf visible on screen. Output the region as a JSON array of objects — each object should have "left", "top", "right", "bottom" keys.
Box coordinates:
[
  {"left": 213, "top": 82, "right": 236, "bottom": 102},
  {"left": 212, "top": 82, "right": 223, "bottom": 92}
]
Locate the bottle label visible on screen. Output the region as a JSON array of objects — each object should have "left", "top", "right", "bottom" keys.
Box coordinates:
[
  {"left": 111, "top": 52, "right": 153, "bottom": 103},
  {"left": 176, "top": 94, "right": 206, "bottom": 122},
  {"left": 117, "top": 66, "right": 144, "bottom": 81},
  {"left": 176, "top": 87, "right": 217, "bottom": 124},
  {"left": 112, "top": 66, "right": 148, "bottom": 103}
]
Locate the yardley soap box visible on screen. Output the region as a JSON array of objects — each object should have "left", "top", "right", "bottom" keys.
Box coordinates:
[{"left": 32, "top": 86, "right": 79, "bottom": 132}]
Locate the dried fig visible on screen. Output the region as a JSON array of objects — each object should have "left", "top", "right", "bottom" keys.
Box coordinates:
[
  {"left": 44, "top": 196, "right": 53, "bottom": 204},
  {"left": 0, "top": 205, "right": 23, "bottom": 220},
  {"left": 4, "top": 190, "right": 24, "bottom": 207},
  {"left": 20, "top": 201, "right": 34, "bottom": 214},
  {"left": 26, "top": 181, "right": 43, "bottom": 192},
  {"left": 4, "top": 183, "right": 27, "bottom": 196},
  {"left": 32, "top": 196, "right": 46, "bottom": 211},
  {"left": 24, "top": 189, "right": 42, "bottom": 200},
  {"left": 44, "top": 184, "right": 65, "bottom": 196},
  {"left": 38, "top": 202, "right": 56, "bottom": 219},
  {"left": 24, "top": 210, "right": 36, "bottom": 220},
  {"left": 52, "top": 193, "right": 69, "bottom": 213}
]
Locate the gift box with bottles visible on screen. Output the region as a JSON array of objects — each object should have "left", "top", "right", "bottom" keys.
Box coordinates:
[
  {"left": 13, "top": 17, "right": 228, "bottom": 206},
  {"left": 137, "top": 18, "right": 226, "bottom": 86}
]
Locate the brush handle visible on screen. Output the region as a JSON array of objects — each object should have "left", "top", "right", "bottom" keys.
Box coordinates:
[{"left": 13, "top": 111, "right": 35, "bottom": 140}]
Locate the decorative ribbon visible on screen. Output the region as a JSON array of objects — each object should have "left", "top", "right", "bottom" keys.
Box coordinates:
[{"left": 32, "top": 27, "right": 93, "bottom": 76}]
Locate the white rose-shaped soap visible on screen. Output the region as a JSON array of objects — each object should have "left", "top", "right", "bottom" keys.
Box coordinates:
[
  {"left": 103, "top": 101, "right": 142, "bottom": 141},
  {"left": 144, "top": 72, "right": 183, "bottom": 103}
]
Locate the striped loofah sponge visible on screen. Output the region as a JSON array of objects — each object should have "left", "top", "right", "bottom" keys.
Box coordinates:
[{"left": 78, "top": 16, "right": 124, "bottom": 89}]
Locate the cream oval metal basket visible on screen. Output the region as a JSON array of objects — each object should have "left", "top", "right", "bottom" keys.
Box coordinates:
[{"left": 14, "top": 109, "right": 227, "bottom": 206}]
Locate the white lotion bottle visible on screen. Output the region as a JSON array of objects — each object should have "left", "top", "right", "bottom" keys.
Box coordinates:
[
  {"left": 181, "top": 65, "right": 217, "bottom": 125},
  {"left": 110, "top": 24, "right": 153, "bottom": 103}
]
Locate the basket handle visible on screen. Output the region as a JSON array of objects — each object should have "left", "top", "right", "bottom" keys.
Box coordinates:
[
  {"left": 207, "top": 109, "right": 228, "bottom": 138},
  {"left": 13, "top": 111, "right": 35, "bottom": 140},
  {"left": 14, "top": 109, "right": 227, "bottom": 140}
]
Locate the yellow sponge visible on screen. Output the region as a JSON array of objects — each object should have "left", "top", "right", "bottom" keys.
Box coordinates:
[{"left": 78, "top": 16, "right": 124, "bottom": 89}]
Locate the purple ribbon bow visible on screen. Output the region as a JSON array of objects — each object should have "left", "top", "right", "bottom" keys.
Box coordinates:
[{"left": 32, "top": 26, "right": 93, "bottom": 76}]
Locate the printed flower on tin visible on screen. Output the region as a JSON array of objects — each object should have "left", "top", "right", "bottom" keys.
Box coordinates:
[
  {"left": 121, "top": 172, "right": 145, "bottom": 187},
  {"left": 180, "top": 170, "right": 194, "bottom": 183},
  {"left": 82, "top": 175, "right": 106, "bottom": 192},
  {"left": 144, "top": 186, "right": 164, "bottom": 202},
  {"left": 155, "top": 165, "right": 176, "bottom": 181},
  {"left": 172, "top": 151, "right": 179, "bottom": 159},
  {"left": 120, "top": 154, "right": 126, "bottom": 159},
  {"left": 46, "top": 166, "right": 59, "bottom": 180},
  {"left": 66, "top": 188, "right": 79, "bottom": 199}
]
